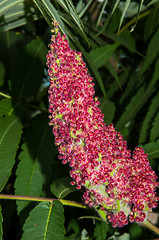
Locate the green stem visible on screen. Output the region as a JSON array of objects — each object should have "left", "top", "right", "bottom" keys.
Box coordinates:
[
  {"left": 0, "top": 92, "right": 47, "bottom": 113},
  {"left": 28, "top": 103, "right": 48, "bottom": 113},
  {"left": 0, "top": 92, "right": 12, "bottom": 98},
  {"left": 140, "top": 220, "right": 159, "bottom": 235},
  {"left": 0, "top": 194, "right": 87, "bottom": 209},
  {"left": 118, "top": 10, "right": 150, "bottom": 35}
]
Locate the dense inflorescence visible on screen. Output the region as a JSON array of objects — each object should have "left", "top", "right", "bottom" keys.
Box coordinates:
[{"left": 47, "top": 20, "right": 158, "bottom": 228}]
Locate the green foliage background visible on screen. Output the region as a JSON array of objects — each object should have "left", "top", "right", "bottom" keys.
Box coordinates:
[{"left": 0, "top": 0, "right": 159, "bottom": 239}]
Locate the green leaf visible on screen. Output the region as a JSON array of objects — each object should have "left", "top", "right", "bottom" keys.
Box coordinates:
[
  {"left": 0, "top": 14, "right": 39, "bottom": 32},
  {"left": 0, "top": 0, "right": 40, "bottom": 31},
  {"left": 131, "top": 0, "right": 145, "bottom": 31},
  {"left": 33, "top": 0, "right": 68, "bottom": 37},
  {"left": 0, "top": 31, "right": 25, "bottom": 73},
  {"left": 0, "top": 98, "right": 28, "bottom": 120},
  {"left": 105, "top": 61, "right": 121, "bottom": 90},
  {"left": 118, "top": 0, "right": 131, "bottom": 31},
  {"left": 119, "top": 74, "right": 139, "bottom": 106},
  {"left": 81, "top": 229, "right": 88, "bottom": 240},
  {"left": 147, "top": 0, "right": 159, "bottom": 7},
  {"left": 119, "top": 29, "right": 136, "bottom": 51},
  {"left": 103, "top": 31, "right": 137, "bottom": 54},
  {"left": 0, "top": 205, "right": 3, "bottom": 240},
  {"left": 118, "top": 1, "right": 145, "bottom": 18},
  {"left": 0, "top": 61, "right": 5, "bottom": 86},
  {"left": 139, "top": 91, "right": 159, "bottom": 144},
  {"left": 11, "top": 38, "right": 47, "bottom": 98},
  {"left": 34, "top": 0, "right": 87, "bottom": 42},
  {"left": 96, "top": 0, "right": 108, "bottom": 27},
  {"left": 108, "top": 232, "right": 130, "bottom": 240},
  {"left": 0, "top": 98, "right": 13, "bottom": 117},
  {"left": 94, "top": 222, "right": 108, "bottom": 240},
  {"left": 100, "top": 98, "right": 116, "bottom": 124},
  {"left": 111, "top": 0, "right": 120, "bottom": 16},
  {"left": 78, "top": 0, "right": 92, "bottom": 18},
  {"left": 15, "top": 143, "right": 45, "bottom": 213},
  {"left": 55, "top": 0, "right": 69, "bottom": 13},
  {"left": 67, "top": 218, "right": 80, "bottom": 238},
  {"left": 147, "top": 56, "right": 159, "bottom": 90},
  {"left": 144, "top": 8, "right": 159, "bottom": 41},
  {"left": 22, "top": 201, "right": 65, "bottom": 240},
  {"left": 60, "top": 0, "right": 86, "bottom": 39},
  {"left": 150, "top": 112, "right": 159, "bottom": 141},
  {"left": 50, "top": 177, "right": 76, "bottom": 199},
  {"left": 142, "top": 139, "right": 159, "bottom": 160},
  {"left": 14, "top": 113, "right": 56, "bottom": 213},
  {"left": 116, "top": 87, "right": 145, "bottom": 130},
  {"left": 139, "top": 28, "right": 159, "bottom": 78},
  {"left": 75, "top": 40, "right": 107, "bottom": 98},
  {"left": 118, "top": 233, "right": 130, "bottom": 240},
  {"left": 107, "top": 68, "right": 129, "bottom": 99},
  {"left": 129, "top": 223, "right": 142, "bottom": 239},
  {"left": 88, "top": 43, "right": 119, "bottom": 69},
  {"left": 117, "top": 56, "right": 159, "bottom": 130},
  {"left": 0, "top": 114, "right": 22, "bottom": 192}
]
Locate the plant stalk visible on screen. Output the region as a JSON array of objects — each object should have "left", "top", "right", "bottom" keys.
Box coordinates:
[
  {"left": 0, "top": 194, "right": 87, "bottom": 209},
  {"left": 140, "top": 220, "right": 159, "bottom": 235}
]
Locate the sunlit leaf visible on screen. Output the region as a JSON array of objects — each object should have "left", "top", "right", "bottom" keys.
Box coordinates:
[
  {"left": 118, "top": 0, "right": 131, "bottom": 31},
  {"left": 78, "top": 0, "right": 92, "bottom": 18},
  {"left": 97, "top": 0, "right": 109, "bottom": 26},
  {"left": 147, "top": 0, "right": 159, "bottom": 7},
  {"left": 56, "top": 0, "right": 69, "bottom": 13},
  {"left": 66, "top": 1, "right": 85, "bottom": 37},
  {"left": 0, "top": 0, "right": 40, "bottom": 31},
  {"left": 34, "top": 0, "right": 86, "bottom": 41},
  {"left": 118, "top": 233, "right": 130, "bottom": 240},
  {"left": 33, "top": 0, "right": 68, "bottom": 37},
  {"left": 108, "top": 232, "right": 130, "bottom": 240},
  {"left": 1, "top": 14, "right": 39, "bottom": 32},
  {"left": 81, "top": 229, "right": 88, "bottom": 240},
  {"left": 118, "top": 1, "right": 145, "bottom": 18},
  {"left": 134, "top": 0, "right": 145, "bottom": 28},
  {"left": 22, "top": 201, "right": 65, "bottom": 240},
  {"left": 111, "top": 0, "right": 120, "bottom": 16}
]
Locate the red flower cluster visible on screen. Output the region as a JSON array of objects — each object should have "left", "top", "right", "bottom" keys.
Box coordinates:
[{"left": 47, "top": 20, "right": 158, "bottom": 227}]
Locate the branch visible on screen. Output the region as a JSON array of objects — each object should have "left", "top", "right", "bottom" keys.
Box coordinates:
[{"left": 0, "top": 194, "right": 87, "bottom": 209}]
